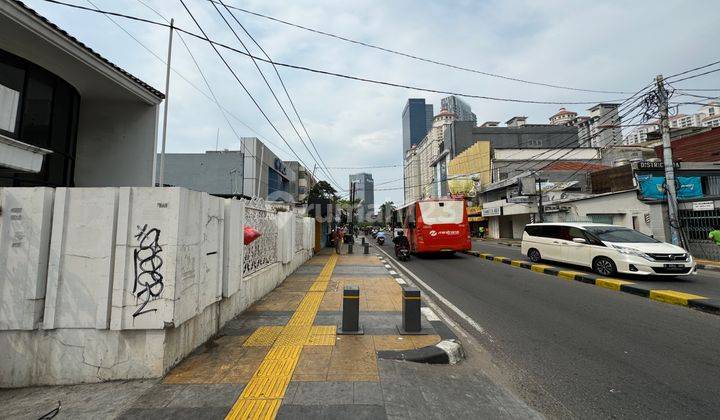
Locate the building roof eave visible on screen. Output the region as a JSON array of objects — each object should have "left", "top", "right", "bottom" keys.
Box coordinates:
[{"left": 6, "top": 0, "right": 164, "bottom": 104}]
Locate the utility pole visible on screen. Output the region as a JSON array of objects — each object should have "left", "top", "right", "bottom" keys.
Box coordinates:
[
  {"left": 157, "top": 18, "right": 174, "bottom": 188},
  {"left": 536, "top": 176, "right": 544, "bottom": 223},
  {"left": 656, "top": 74, "right": 681, "bottom": 246}
]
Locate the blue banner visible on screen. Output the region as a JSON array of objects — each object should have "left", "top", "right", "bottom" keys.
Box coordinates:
[
  {"left": 677, "top": 176, "right": 703, "bottom": 199},
  {"left": 637, "top": 175, "right": 703, "bottom": 199},
  {"left": 637, "top": 175, "right": 665, "bottom": 200}
]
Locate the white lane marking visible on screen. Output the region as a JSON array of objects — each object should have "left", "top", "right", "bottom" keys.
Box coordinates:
[
  {"left": 388, "top": 270, "right": 398, "bottom": 276},
  {"left": 395, "top": 278, "right": 407, "bottom": 285},
  {"left": 375, "top": 246, "right": 490, "bottom": 339},
  {"left": 384, "top": 264, "right": 392, "bottom": 269},
  {"left": 421, "top": 307, "right": 440, "bottom": 321}
]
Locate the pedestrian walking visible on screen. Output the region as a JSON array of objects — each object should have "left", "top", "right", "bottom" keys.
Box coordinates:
[
  {"left": 335, "top": 227, "right": 343, "bottom": 254},
  {"left": 478, "top": 226, "right": 485, "bottom": 239}
]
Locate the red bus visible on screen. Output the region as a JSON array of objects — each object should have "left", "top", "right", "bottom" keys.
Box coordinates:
[{"left": 395, "top": 198, "right": 471, "bottom": 254}]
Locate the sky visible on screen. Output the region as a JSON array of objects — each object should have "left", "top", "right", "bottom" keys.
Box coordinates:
[{"left": 24, "top": 0, "right": 720, "bottom": 206}]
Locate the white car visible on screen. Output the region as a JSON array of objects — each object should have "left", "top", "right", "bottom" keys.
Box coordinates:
[{"left": 520, "top": 222, "right": 696, "bottom": 277}]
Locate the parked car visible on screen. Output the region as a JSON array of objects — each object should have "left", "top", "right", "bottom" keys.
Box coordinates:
[{"left": 520, "top": 222, "right": 696, "bottom": 276}]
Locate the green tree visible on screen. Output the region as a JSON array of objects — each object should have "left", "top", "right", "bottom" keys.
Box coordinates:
[{"left": 305, "top": 180, "right": 338, "bottom": 203}]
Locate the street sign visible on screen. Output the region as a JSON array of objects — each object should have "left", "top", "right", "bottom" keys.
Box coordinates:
[
  {"left": 482, "top": 207, "right": 501, "bottom": 217},
  {"left": 692, "top": 201, "right": 715, "bottom": 211}
]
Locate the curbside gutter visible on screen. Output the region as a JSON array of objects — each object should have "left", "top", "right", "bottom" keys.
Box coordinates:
[
  {"left": 463, "top": 251, "right": 720, "bottom": 316},
  {"left": 374, "top": 251, "right": 466, "bottom": 365}
]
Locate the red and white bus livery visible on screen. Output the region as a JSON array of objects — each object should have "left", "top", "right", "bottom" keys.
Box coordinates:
[{"left": 396, "top": 198, "right": 471, "bottom": 254}]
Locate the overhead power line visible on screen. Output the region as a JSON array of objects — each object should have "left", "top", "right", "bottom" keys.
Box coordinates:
[
  {"left": 177, "top": 0, "right": 325, "bottom": 191},
  {"left": 215, "top": 1, "right": 342, "bottom": 191},
  {"left": 209, "top": 0, "right": 343, "bottom": 191},
  {"left": 213, "top": 0, "right": 633, "bottom": 95},
  {"left": 37, "top": 0, "right": 628, "bottom": 106}
]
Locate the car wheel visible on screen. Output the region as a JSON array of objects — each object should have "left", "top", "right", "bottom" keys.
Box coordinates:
[
  {"left": 593, "top": 257, "right": 617, "bottom": 276},
  {"left": 528, "top": 248, "right": 542, "bottom": 263}
]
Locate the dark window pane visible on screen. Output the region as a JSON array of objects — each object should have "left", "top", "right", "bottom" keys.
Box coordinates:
[
  {"left": 0, "top": 51, "right": 25, "bottom": 135},
  {"left": 50, "top": 82, "right": 73, "bottom": 154},
  {"left": 20, "top": 67, "right": 54, "bottom": 148}
]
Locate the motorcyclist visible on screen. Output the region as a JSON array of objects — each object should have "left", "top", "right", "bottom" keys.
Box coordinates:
[
  {"left": 376, "top": 230, "right": 386, "bottom": 244},
  {"left": 393, "top": 230, "right": 409, "bottom": 255}
]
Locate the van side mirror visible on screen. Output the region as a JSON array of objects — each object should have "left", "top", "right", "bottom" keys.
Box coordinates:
[{"left": 572, "top": 238, "right": 587, "bottom": 244}]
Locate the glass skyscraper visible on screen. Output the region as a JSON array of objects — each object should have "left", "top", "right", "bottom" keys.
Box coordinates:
[
  {"left": 440, "top": 95, "right": 476, "bottom": 123},
  {"left": 402, "top": 98, "right": 433, "bottom": 155}
]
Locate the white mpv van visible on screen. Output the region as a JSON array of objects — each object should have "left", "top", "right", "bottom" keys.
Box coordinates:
[{"left": 521, "top": 223, "right": 696, "bottom": 276}]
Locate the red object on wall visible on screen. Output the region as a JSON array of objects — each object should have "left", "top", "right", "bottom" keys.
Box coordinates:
[{"left": 244, "top": 226, "right": 261, "bottom": 245}]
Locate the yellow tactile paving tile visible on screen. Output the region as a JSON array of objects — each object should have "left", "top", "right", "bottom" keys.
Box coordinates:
[
  {"left": 226, "top": 254, "right": 339, "bottom": 419},
  {"left": 306, "top": 334, "right": 337, "bottom": 346},
  {"left": 243, "top": 326, "right": 284, "bottom": 347},
  {"left": 286, "top": 311, "right": 317, "bottom": 327},
  {"left": 240, "top": 376, "right": 293, "bottom": 399},
  {"left": 595, "top": 278, "right": 634, "bottom": 290},
  {"left": 649, "top": 289, "right": 707, "bottom": 306},
  {"left": 310, "top": 325, "right": 336, "bottom": 335},
  {"left": 255, "top": 358, "right": 297, "bottom": 378},
  {"left": 226, "top": 398, "right": 281, "bottom": 420},
  {"left": 264, "top": 345, "right": 303, "bottom": 361}
]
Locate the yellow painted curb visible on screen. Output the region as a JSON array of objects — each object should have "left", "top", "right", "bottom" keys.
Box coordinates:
[
  {"left": 595, "top": 278, "right": 634, "bottom": 291},
  {"left": 510, "top": 260, "right": 524, "bottom": 267},
  {"left": 530, "top": 264, "right": 552, "bottom": 273},
  {"left": 557, "top": 271, "right": 583, "bottom": 281},
  {"left": 649, "top": 290, "right": 707, "bottom": 306}
]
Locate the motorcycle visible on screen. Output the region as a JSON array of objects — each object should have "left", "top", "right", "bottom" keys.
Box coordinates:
[
  {"left": 395, "top": 245, "right": 410, "bottom": 261},
  {"left": 377, "top": 236, "right": 385, "bottom": 246}
]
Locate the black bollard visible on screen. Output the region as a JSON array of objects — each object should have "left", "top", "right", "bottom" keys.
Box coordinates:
[
  {"left": 337, "top": 286, "right": 363, "bottom": 334},
  {"left": 363, "top": 243, "right": 369, "bottom": 254},
  {"left": 361, "top": 237, "right": 366, "bottom": 245},
  {"left": 348, "top": 242, "right": 354, "bottom": 254},
  {"left": 399, "top": 287, "right": 422, "bottom": 334}
]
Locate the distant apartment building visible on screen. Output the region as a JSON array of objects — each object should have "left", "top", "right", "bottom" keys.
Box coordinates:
[
  {"left": 402, "top": 98, "right": 433, "bottom": 155},
  {"left": 623, "top": 101, "right": 720, "bottom": 145},
  {"left": 547, "top": 104, "right": 621, "bottom": 148},
  {"left": 441, "top": 95, "right": 477, "bottom": 123},
  {"left": 349, "top": 172, "right": 374, "bottom": 221},
  {"left": 549, "top": 108, "right": 577, "bottom": 125}
]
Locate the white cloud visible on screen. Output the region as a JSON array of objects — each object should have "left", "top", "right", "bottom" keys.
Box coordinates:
[{"left": 24, "top": 0, "right": 720, "bottom": 204}]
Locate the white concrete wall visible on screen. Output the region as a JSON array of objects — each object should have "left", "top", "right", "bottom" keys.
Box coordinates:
[
  {"left": 74, "top": 100, "right": 159, "bottom": 188},
  {"left": 44, "top": 188, "right": 119, "bottom": 330},
  {"left": 0, "top": 187, "right": 315, "bottom": 387},
  {"left": 222, "top": 199, "right": 244, "bottom": 298},
  {"left": 0, "top": 188, "right": 54, "bottom": 330}
]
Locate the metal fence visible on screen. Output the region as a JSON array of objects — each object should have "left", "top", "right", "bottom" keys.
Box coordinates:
[
  {"left": 243, "top": 198, "right": 278, "bottom": 276},
  {"left": 679, "top": 208, "right": 720, "bottom": 261}
]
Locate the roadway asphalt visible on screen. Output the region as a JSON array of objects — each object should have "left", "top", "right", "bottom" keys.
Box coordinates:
[
  {"left": 472, "top": 240, "right": 720, "bottom": 300},
  {"left": 375, "top": 240, "right": 720, "bottom": 419}
]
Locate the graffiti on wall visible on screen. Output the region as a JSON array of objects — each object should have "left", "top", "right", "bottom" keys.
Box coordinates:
[{"left": 132, "top": 224, "right": 164, "bottom": 318}]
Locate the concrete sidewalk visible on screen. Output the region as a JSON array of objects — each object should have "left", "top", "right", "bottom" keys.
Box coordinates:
[{"left": 1, "top": 246, "right": 539, "bottom": 419}]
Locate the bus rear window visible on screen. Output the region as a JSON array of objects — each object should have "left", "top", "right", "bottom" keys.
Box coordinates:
[{"left": 419, "top": 201, "right": 464, "bottom": 225}]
